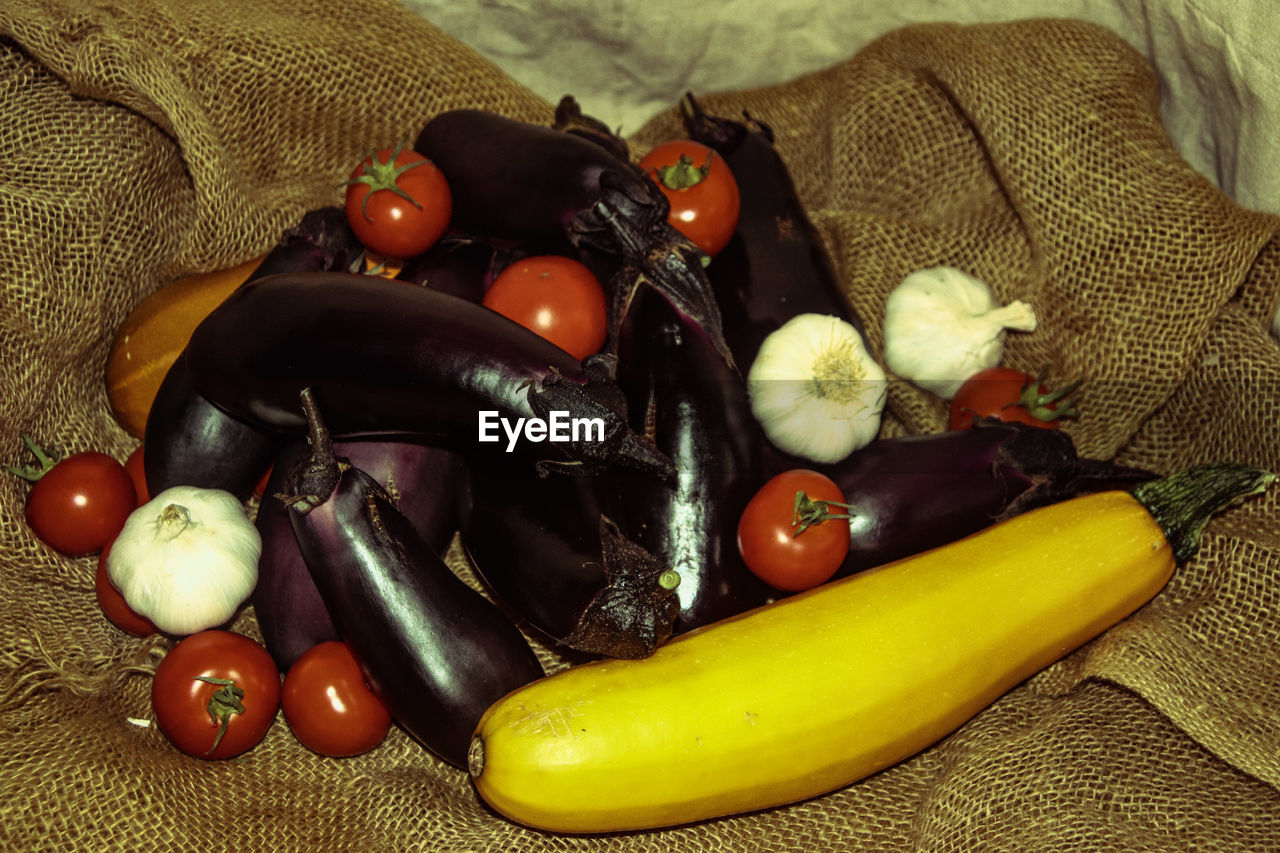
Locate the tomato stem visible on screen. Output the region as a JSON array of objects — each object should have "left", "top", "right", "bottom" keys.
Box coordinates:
[
  {"left": 792, "top": 491, "right": 854, "bottom": 537},
  {"left": 1008, "top": 365, "right": 1082, "bottom": 422},
  {"left": 346, "top": 140, "right": 428, "bottom": 222},
  {"left": 3, "top": 435, "right": 59, "bottom": 482},
  {"left": 195, "top": 675, "right": 246, "bottom": 755},
  {"left": 649, "top": 152, "right": 712, "bottom": 191}
]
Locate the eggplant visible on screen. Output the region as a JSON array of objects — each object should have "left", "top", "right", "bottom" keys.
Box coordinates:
[
  {"left": 610, "top": 292, "right": 775, "bottom": 631},
  {"left": 458, "top": 458, "right": 681, "bottom": 659},
  {"left": 414, "top": 108, "right": 732, "bottom": 367},
  {"left": 284, "top": 389, "right": 543, "bottom": 768},
  {"left": 820, "top": 420, "right": 1157, "bottom": 577},
  {"left": 681, "top": 92, "right": 866, "bottom": 368},
  {"left": 184, "top": 270, "right": 674, "bottom": 480},
  {"left": 394, "top": 234, "right": 497, "bottom": 302},
  {"left": 552, "top": 95, "right": 631, "bottom": 162},
  {"left": 144, "top": 207, "right": 364, "bottom": 498},
  {"left": 253, "top": 437, "right": 460, "bottom": 671}
]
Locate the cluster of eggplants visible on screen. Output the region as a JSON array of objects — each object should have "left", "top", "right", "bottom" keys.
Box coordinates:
[
  {"left": 282, "top": 390, "right": 543, "bottom": 769},
  {"left": 253, "top": 437, "right": 461, "bottom": 671},
  {"left": 143, "top": 206, "right": 364, "bottom": 499},
  {"left": 183, "top": 270, "right": 672, "bottom": 479},
  {"left": 414, "top": 103, "right": 733, "bottom": 368},
  {"left": 457, "top": 456, "right": 682, "bottom": 660}
]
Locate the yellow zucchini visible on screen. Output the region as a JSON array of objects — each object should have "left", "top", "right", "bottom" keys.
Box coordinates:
[
  {"left": 468, "top": 463, "right": 1273, "bottom": 834},
  {"left": 105, "top": 257, "right": 263, "bottom": 437}
]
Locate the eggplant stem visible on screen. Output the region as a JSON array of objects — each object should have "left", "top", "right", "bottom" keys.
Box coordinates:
[{"left": 792, "top": 491, "right": 855, "bottom": 537}]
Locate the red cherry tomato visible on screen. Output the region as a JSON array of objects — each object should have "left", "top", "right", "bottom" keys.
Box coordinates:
[
  {"left": 151, "top": 630, "right": 280, "bottom": 760},
  {"left": 737, "top": 469, "right": 852, "bottom": 592},
  {"left": 6, "top": 438, "right": 137, "bottom": 556},
  {"left": 345, "top": 144, "right": 452, "bottom": 260},
  {"left": 282, "top": 641, "right": 392, "bottom": 758},
  {"left": 948, "top": 366, "right": 1081, "bottom": 431},
  {"left": 124, "top": 445, "right": 149, "bottom": 504},
  {"left": 96, "top": 539, "right": 158, "bottom": 636},
  {"left": 639, "top": 139, "right": 740, "bottom": 257},
  {"left": 482, "top": 255, "right": 608, "bottom": 360}
]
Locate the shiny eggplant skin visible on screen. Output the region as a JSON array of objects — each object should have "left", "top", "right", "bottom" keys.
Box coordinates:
[
  {"left": 184, "top": 271, "right": 673, "bottom": 479},
  {"left": 394, "top": 235, "right": 494, "bottom": 302},
  {"left": 253, "top": 437, "right": 461, "bottom": 671},
  {"left": 682, "top": 93, "right": 866, "bottom": 368},
  {"left": 458, "top": 457, "right": 680, "bottom": 659},
  {"left": 611, "top": 294, "right": 774, "bottom": 630},
  {"left": 143, "top": 362, "right": 277, "bottom": 500},
  {"left": 820, "top": 421, "right": 1156, "bottom": 577},
  {"left": 143, "top": 207, "right": 363, "bottom": 498},
  {"left": 285, "top": 394, "right": 543, "bottom": 768},
  {"left": 415, "top": 108, "right": 643, "bottom": 246}
]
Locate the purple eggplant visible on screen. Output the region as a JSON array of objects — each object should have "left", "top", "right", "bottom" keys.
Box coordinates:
[
  {"left": 681, "top": 92, "right": 866, "bottom": 368},
  {"left": 283, "top": 389, "right": 543, "bottom": 768},
  {"left": 184, "top": 270, "right": 673, "bottom": 480},
  {"left": 144, "top": 206, "right": 364, "bottom": 498},
  {"left": 394, "top": 234, "right": 497, "bottom": 302},
  {"left": 253, "top": 437, "right": 461, "bottom": 671},
  {"left": 414, "top": 108, "right": 732, "bottom": 367},
  {"left": 610, "top": 292, "right": 775, "bottom": 631},
  {"left": 552, "top": 95, "right": 631, "bottom": 163},
  {"left": 457, "top": 456, "right": 681, "bottom": 660},
  {"left": 820, "top": 420, "right": 1156, "bottom": 577}
]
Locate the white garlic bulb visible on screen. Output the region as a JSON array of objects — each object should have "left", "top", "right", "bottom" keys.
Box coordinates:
[
  {"left": 747, "top": 313, "right": 887, "bottom": 464},
  {"left": 882, "top": 266, "right": 1037, "bottom": 400},
  {"left": 106, "top": 486, "right": 261, "bottom": 635}
]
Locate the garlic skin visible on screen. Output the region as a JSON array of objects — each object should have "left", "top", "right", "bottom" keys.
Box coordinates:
[
  {"left": 106, "top": 486, "right": 261, "bottom": 636},
  {"left": 882, "top": 266, "right": 1037, "bottom": 400},
  {"left": 747, "top": 313, "right": 887, "bottom": 464}
]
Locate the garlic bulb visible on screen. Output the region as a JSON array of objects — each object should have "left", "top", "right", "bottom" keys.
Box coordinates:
[
  {"left": 106, "top": 486, "right": 261, "bottom": 636},
  {"left": 747, "top": 313, "right": 887, "bottom": 464},
  {"left": 882, "top": 266, "right": 1037, "bottom": 400}
]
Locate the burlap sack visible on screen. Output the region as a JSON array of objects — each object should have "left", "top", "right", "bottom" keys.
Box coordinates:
[{"left": 1, "top": 3, "right": 1277, "bottom": 850}]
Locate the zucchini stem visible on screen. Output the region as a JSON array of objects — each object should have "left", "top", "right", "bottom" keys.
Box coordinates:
[{"left": 1132, "top": 462, "right": 1275, "bottom": 564}]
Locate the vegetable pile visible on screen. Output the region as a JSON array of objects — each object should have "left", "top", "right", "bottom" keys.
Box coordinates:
[{"left": 8, "top": 91, "right": 1273, "bottom": 831}]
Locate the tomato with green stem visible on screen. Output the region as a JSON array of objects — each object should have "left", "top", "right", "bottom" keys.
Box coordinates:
[
  {"left": 6, "top": 436, "right": 137, "bottom": 556},
  {"left": 737, "top": 469, "right": 853, "bottom": 592},
  {"left": 151, "top": 630, "right": 279, "bottom": 760},
  {"left": 282, "top": 641, "right": 392, "bottom": 758},
  {"left": 639, "top": 139, "right": 740, "bottom": 258},
  {"left": 345, "top": 143, "right": 452, "bottom": 260},
  {"left": 482, "top": 254, "right": 608, "bottom": 360},
  {"left": 948, "top": 366, "right": 1081, "bottom": 431}
]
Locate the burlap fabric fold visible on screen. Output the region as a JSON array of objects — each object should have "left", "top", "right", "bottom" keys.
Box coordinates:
[{"left": 1, "top": 3, "right": 1277, "bottom": 850}]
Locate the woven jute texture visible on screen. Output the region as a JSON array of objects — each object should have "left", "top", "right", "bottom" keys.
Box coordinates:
[{"left": 1, "top": 3, "right": 1278, "bottom": 850}]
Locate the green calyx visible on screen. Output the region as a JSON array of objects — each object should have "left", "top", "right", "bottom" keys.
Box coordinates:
[
  {"left": 1133, "top": 462, "right": 1275, "bottom": 564},
  {"left": 195, "top": 675, "right": 246, "bottom": 755},
  {"left": 1009, "top": 365, "right": 1081, "bottom": 423},
  {"left": 345, "top": 140, "right": 427, "bottom": 222},
  {"left": 792, "top": 491, "right": 854, "bottom": 537},
  {"left": 4, "top": 435, "right": 59, "bottom": 482},
  {"left": 650, "top": 152, "right": 712, "bottom": 191}
]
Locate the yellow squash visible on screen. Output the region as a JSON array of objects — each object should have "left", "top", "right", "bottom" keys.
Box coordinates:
[
  {"left": 468, "top": 464, "right": 1273, "bottom": 834},
  {"left": 105, "top": 257, "right": 263, "bottom": 437}
]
